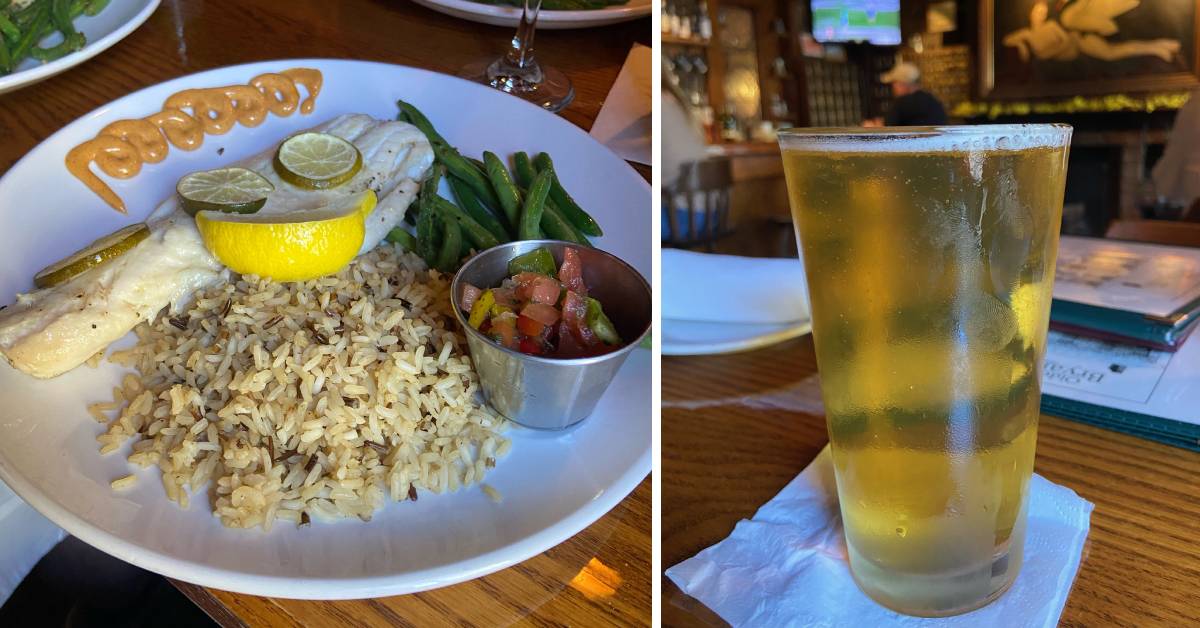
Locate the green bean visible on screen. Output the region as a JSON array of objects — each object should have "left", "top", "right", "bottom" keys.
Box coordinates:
[
  {"left": 512, "top": 152, "right": 536, "bottom": 188},
  {"left": 395, "top": 100, "right": 449, "bottom": 147},
  {"left": 466, "top": 156, "right": 487, "bottom": 174},
  {"left": 433, "top": 210, "right": 462, "bottom": 273},
  {"left": 430, "top": 195, "right": 501, "bottom": 251},
  {"left": 419, "top": 164, "right": 444, "bottom": 212},
  {"left": 519, "top": 170, "right": 552, "bottom": 241},
  {"left": 533, "top": 152, "right": 603, "bottom": 237},
  {"left": 385, "top": 227, "right": 417, "bottom": 251},
  {"left": 415, "top": 165, "right": 444, "bottom": 266},
  {"left": 516, "top": 172, "right": 591, "bottom": 245},
  {"left": 483, "top": 151, "right": 522, "bottom": 227},
  {"left": 435, "top": 143, "right": 501, "bottom": 209},
  {"left": 450, "top": 178, "right": 511, "bottom": 241},
  {"left": 11, "top": 4, "right": 50, "bottom": 64},
  {"left": 51, "top": 0, "right": 77, "bottom": 35},
  {"left": 0, "top": 15, "right": 20, "bottom": 44},
  {"left": 415, "top": 197, "right": 438, "bottom": 267},
  {"left": 0, "top": 38, "right": 10, "bottom": 74},
  {"left": 541, "top": 198, "right": 592, "bottom": 246},
  {"left": 84, "top": 0, "right": 110, "bottom": 17},
  {"left": 31, "top": 33, "right": 82, "bottom": 62}
]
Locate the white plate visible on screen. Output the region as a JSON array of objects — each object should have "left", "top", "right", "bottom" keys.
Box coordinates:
[
  {"left": 0, "top": 0, "right": 159, "bottom": 95},
  {"left": 0, "top": 59, "right": 650, "bottom": 599},
  {"left": 411, "top": 0, "right": 650, "bottom": 29},
  {"left": 661, "top": 319, "right": 812, "bottom": 356}
]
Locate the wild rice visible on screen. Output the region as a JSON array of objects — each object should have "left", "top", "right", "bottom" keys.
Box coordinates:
[{"left": 96, "top": 245, "right": 510, "bottom": 530}]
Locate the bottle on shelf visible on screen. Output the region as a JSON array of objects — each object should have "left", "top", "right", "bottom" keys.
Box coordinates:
[
  {"left": 678, "top": 0, "right": 693, "bottom": 39},
  {"left": 698, "top": 1, "right": 712, "bottom": 41},
  {"left": 661, "top": 0, "right": 672, "bottom": 34}
]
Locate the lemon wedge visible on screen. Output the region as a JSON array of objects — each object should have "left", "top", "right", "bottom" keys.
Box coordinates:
[
  {"left": 273, "top": 132, "right": 363, "bottom": 190},
  {"left": 195, "top": 190, "right": 377, "bottom": 282}
]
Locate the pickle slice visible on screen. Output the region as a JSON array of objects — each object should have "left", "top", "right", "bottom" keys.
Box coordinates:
[
  {"left": 34, "top": 223, "right": 150, "bottom": 289},
  {"left": 177, "top": 167, "right": 274, "bottom": 216},
  {"left": 273, "top": 132, "right": 362, "bottom": 190}
]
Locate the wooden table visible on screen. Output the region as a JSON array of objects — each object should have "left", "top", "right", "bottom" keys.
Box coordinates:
[
  {"left": 0, "top": 1, "right": 650, "bottom": 625},
  {"left": 663, "top": 337, "right": 1200, "bottom": 626}
]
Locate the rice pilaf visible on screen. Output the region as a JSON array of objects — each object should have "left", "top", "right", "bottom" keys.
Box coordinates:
[{"left": 93, "top": 245, "right": 510, "bottom": 530}]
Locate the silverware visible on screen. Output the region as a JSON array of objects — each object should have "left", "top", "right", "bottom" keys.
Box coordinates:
[{"left": 450, "top": 240, "right": 651, "bottom": 430}]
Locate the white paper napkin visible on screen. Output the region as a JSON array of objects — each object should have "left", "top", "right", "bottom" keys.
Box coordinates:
[
  {"left": 662, "top": 249, "right": 809, "bottom": 324},
  {"left": 590, "top": 43, "right": 651, "bottom": 165},
  {"left": 667, "top": 446, "right": 1094, "bottom": 628},
  {"left": 0, "top": 479, "right": 65, "bottom": 605}
]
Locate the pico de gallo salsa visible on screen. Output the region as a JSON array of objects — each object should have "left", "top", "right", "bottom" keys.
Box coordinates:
[{"left": 459, "top": 247, "right": 623, "bottom": 358}]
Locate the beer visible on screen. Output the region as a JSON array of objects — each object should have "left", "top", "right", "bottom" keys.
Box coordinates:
[{"left": 779, "top": 127, "right": 1071, "bottom": 616}]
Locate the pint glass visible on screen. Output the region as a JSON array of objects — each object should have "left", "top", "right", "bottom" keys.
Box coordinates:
[{"left": 778, "top": 126, "right": 1072, "bottom": 616}]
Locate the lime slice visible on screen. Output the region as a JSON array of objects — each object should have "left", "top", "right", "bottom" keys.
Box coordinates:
[
  {"left": 177, "top": 167, "right": 274, "bottom": 216},
  {"left": 273, "top": 132, "right": 363, "bottom": 190},
  {"left": 34, "top": 223, "right": 150, "bottom": 289}
]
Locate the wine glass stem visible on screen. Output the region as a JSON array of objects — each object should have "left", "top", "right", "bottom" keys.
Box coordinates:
[{"left": 505, "top": 0, "right": 542, "bottom": 69}]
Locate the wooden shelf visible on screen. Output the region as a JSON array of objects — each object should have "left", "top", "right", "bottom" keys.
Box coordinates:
[{"left": 662, "top": 34, "right": 710, "bottom": 47}]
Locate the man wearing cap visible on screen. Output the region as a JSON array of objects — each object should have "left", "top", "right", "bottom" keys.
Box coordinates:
[{"left": 868, "top": 62, "right": 947, "bottom": 127}]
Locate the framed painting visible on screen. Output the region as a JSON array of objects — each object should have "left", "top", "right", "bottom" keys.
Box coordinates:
[{"left": 980, "top": 0, "right": 1200, "bottom": 99}]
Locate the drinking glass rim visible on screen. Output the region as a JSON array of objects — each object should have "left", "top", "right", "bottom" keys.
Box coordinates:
[{"left": 777, "top": 124, "right": 1073, "bottom": 151}]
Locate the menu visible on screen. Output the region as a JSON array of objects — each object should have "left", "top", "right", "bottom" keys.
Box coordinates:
[
  {"left": 1054, "top": 236, "right": 1200, "bottom": 319},
  {"left": 1042, "top": 330, "right": 1200, "bottom": 430}
]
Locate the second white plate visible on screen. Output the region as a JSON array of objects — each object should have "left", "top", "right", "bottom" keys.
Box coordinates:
[
  {"left": 411, "top": 0, "right": 651, "bottom": 29},
  {"left": 661, "top": 319, "right": 812, "bottom": 356},
  {"left": 0, "top": 0, "right": 160, "bottom": 95}
]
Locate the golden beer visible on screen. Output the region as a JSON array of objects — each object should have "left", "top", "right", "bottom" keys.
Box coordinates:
[{"left": 779, "top": 126, "right": 1071, "bottom": 616}]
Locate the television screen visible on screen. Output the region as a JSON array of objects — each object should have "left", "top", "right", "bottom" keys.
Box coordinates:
[{"left": 811, "top": 0, "right": 901, "bottom": 46}]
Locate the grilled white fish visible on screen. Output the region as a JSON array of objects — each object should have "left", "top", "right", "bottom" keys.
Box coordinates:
[{"left": 0, "top": 114, "right": 433, "bottom": 378}]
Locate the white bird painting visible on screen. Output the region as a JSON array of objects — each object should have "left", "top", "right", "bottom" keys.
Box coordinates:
[{"left": 1002, "top": 0, "right": 1181, "bottom": 64}]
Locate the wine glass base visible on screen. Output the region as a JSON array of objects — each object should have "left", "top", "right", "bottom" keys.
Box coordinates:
[{"left": 459, "top": 60, "right": 575, "bottom": 113}]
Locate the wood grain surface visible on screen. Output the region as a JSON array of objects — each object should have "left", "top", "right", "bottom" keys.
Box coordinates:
[
  {"left": 662, "top": 336, "right": 1200, "bottom": 627},
  {"left": 0, "top": 1, "right": 649, "bottom": 625}
]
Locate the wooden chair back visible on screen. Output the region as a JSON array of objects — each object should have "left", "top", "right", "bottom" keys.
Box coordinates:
[{"left": 662, "top": 157, "right": 734, "bottom": 251}]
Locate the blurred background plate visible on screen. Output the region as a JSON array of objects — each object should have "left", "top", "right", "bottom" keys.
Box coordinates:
[
  {"left": 0, "top": 58, "right": 650, "bottom": 599},
  {"left": 0, "top": 0, "right": 160, "bottom": 95},
  {"left": 661, "top": 318, "right": 812, "bottom": 356},
  {"left": 410, "top": 0, "right": 650, "bottom": 29}
]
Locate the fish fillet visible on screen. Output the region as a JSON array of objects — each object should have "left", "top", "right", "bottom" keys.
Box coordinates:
[{"left": 0, "top": 114, "right": 433, "bottom": 378}]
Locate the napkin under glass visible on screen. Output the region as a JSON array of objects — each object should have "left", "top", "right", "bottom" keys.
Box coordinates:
[{"left": 667, "top": 446, "right": 1094, "bottom": 627}]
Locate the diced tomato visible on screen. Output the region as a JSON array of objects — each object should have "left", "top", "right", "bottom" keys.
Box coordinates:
[
  {"left": 513, "top": 273, "right": 561, "bottom": 305},
  {"left": 460, "top": 283, "right": 482, "bottom": 313},
  {"left": 516, "top": 314, "right": 545, "bottom": 336},
  {"left": 561, "top": 290, "right": 597, "bottom": 347},
  {"left": 529, "top": 276, "right": 561, "bottom": 305},
  {"left": 518, "top": 337, "right": 544, "bottom": 355},
  {"left": 555, "top": 321, "right": 586, "bottom": 358},
  {"left": 488, "top": 313, "right": 519, "bottom": 349},
  {"left": 521, "top": 303, "right": 560, "bottom": 326},
  {"left": 492, "top": 288, "right": 518, "bottom": 308},
  {"left": 558, "top": 248, "right": 587, "bottom": 297}
]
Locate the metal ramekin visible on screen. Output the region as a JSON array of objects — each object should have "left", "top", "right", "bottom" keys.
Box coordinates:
[{"left": 450, "top": 240, "right": 651, "bottom": 430}]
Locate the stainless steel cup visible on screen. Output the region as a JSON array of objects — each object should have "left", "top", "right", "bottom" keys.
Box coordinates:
[{"left": 450, "top": 240, "right": 651, "bottom": 430}]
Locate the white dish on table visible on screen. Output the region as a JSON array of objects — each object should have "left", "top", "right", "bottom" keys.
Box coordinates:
[
  {"left": 0, "top": 58, "right": 650, "bottom": 599},
  {"left": 661, "top": 318, "right": 812, "bottom": 356},
  {"left": 0, "top": 0, "right": 160, "bottom": 95},
  {"left": 410, "top": 0, "right": 650, "bottom": 29}
]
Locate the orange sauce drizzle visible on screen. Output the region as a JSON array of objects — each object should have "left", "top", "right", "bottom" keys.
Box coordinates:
[{"left": 65, "top": 68, "right": 323, "bottom": 213}]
